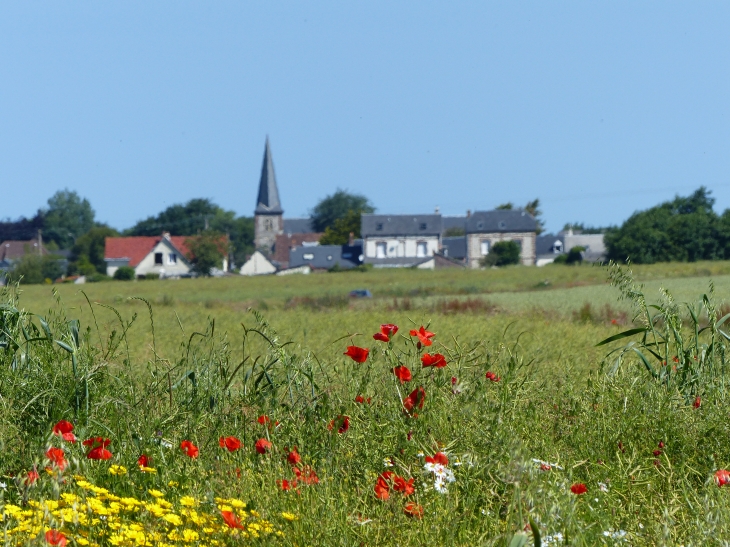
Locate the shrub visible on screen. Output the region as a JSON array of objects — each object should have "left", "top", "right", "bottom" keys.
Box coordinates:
[
  {"left": 480, "top": 241, "right": 521, "bottom": 267},
  {"left": 566, "top": 246, "right": 586, "bottom": 265},
  {"left": 552, "top": 254, "right": 568, "bottom": 265},
  {"left": 113, "top": 266, "right": 135, "bottom": 281}
]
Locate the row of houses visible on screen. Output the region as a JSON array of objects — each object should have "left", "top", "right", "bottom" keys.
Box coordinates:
[{"left": 243, "top": 139, "right": 604, "bottom": 275}]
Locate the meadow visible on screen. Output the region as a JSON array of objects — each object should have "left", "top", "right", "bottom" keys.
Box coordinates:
[{"left": 3, "top": 261, "right": 730, "bottom": 545}]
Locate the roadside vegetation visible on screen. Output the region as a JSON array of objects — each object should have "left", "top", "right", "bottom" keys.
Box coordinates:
[{"left": 4, "top": 262, "right": 730, "bottom": 544}]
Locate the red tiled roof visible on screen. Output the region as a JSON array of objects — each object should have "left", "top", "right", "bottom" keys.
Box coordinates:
[
  {"left": 273, "top": 233, "right": 323, "bottom": 264},
  {"left": 105, "top": 236, "right": 194, "bottom": 267}
]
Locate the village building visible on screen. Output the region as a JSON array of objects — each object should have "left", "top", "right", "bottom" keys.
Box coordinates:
[
  {"left": 360, "top": 214, "right": 442, "bottom": 268},
  {"left": 240, "top": 250, "right": 276, "bottom": 276},
  {"left": 104, "top": 233, "right": 228, "bottom": 278},
  {"left": 465, "top": 210, "right": 537, "bottom": 268},
  {"left": 289, "top": 242, "right": 363, "bottom": 271}
]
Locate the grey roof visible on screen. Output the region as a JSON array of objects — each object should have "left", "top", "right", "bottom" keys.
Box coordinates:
[
  {"left": 363, "top": 256, "right": 433, "bottom": 268},
  {"left": 255, "top": 138, "right": 283, "bottom": 215},
  {"left": 289, "top": 244, "right": 363, "bottom": 270},
  {"left": 441, "top": 236, "right": 467, "bottom": 260},
  {"left": 442, "top": 216, "right": 467, "bottom": 234},
  {"left": 361, "top": 214, "right": 442, "bottom": 237},
  {"left": 465, "top": 210, "right": 537, "bottom": 234},
  {"left": 535, "top": 234, "right": 565, "bottom": 256},
  {"left": 283, "top": 218, "right": 315, "bottom": 234}
]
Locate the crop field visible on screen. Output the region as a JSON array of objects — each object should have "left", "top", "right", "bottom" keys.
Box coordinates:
[{"left": 4, "top": 261, "right": 730, "bottom": 545}]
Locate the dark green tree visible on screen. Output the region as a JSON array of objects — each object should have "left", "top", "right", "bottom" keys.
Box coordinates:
[
  {"left": 566, "top": 246, "right": 586, "bottom": 265},
  {"left": 495, "top": 203, "right": 514, "bottom": 210},
  {"left": 9, "top": 254, "right": 64, "bottom": 284},
  {"left": 186, "top": 232, "right": 226, "bottom": 276},
  {"left": 113, "top": 266, "right": 135, "bottom": 280},
  {"left": 319, "top": 210, "right": 363, "bottom": 245},
  {"left": 70, "top": 226, "right": 119, "bottom": 274},
  {"left": 480, "top": 241, "right": 521, "bottom": 267},
  {"left": 43, "top": 190, "right": 96, "bottom": 249},
  {"left": 524, "top": 199, "right": 545, "bottom": 235},
  {"left": 310, "top": 190, "right": 375, "bottom": 233},
  {"left": 605, "top": 187, "right": 720, "bottom": 263}
]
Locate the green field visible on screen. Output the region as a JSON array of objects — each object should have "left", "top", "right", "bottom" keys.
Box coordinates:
[{"left": 4, "top": 261, "right": 730, "bottom": 545}]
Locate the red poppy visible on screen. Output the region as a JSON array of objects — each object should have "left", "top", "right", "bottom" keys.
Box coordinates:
[
  {"left": 653, "top": 449, "right": 662, "bottom": 457},
  {"left": 693, "top": 396, "right": 701, "bottom": 409},
  {"left": 82, "top": 436, "right": 111, "bottom": 448},
  {"left": 570, "top": 483, "right": 587, "bottom": 495},
  {"left": 287, "top": 449, "right": 301, "bottom": 465},
  {"left": 658, "top": 441, "right": 665, "bottom": 449},
  {"left": 344, "top": 345, "right": 369, "bottom": 363},
  {"left": 403, "top": 502, "right": 424, "bottom": 519},
  {"left": 425, "top": 452, "right": 448, "bottom": 466},
  {"left": 138, "top": 454, "right": 150, "bottom": 467},
  {"left": 393, "top": 476, "right": 415, "bottom": 496},
  {"left": 255, "top": 438, "right": 272, "bottom": 454},
  {"left": 672, "top": 356, "right": 679, "bottom": 363},
  {"left": 374, "top": 471, "right": 393, "bottom": 500},
  {"left": 485, "top": 371, "right": 500, "bottom": 382},
  {"left": 45, "top": 529, "right": 67, "bottom": 547},
  {"left": 24, "top": 469, "right": 39, "bottom": 485},
  {"left": 403, "top": 386, "right": 426, "bottom": 413},
  {"left": 373, "top": 323, "right": 398, "bottom": 342},
  {"left": 421, "top": 353, "right": 447, "bottom": 368},
  {"left": 392, "top": 366, "right": 412, "bottom": 383},
  {"left": 180, "top": 440, "right": 199, "bottom": 458},
  {"left": 52, "top": 420, "right": 77, "bottom": 443},
  {"left": 451, "top": 376, "right": 457, "bottom": 385},
  {"left": 45, "top": 447, "right": 67, "bottom": 471},
  {"left": 409, "top": 326, "right": 435, "bottom": 346},
  {"left": 278, "top": 478, "right": 298, "bottom": 491},
  {"left": 294, "top": 465, "right": 319, "bottom": 485},
  {"left": 219, "top": 436, "right": 242, "bottom": 452},
  {"left": 221, "top": 510, "right": 244, "bottom": 529},
  {"left": 328, "top": 415, "right": 350, "bottom": 434},
  {"left": 87, "top": 446, "right": 113, "bottom": 460},
  {"left": 715, "top": 469, "right": 730, "bottom": 487}
]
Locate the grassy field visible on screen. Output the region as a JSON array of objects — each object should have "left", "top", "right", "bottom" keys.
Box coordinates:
[{"left": 4, "top": 261, "right": 730, "bottom": 545}]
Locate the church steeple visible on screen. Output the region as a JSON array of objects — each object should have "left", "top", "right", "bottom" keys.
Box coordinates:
[
  {"left": 253, "top": 137, "right": 284, "bottom": 252},
  {"left": 255, "top": 137, "right": 283, "bottom": 215}
]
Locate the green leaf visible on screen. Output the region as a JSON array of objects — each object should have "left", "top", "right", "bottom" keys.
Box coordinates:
[
  {"left": 631, "top": 347, "right": 658, "bottom": 378},
  {"left": 529, "top": 517, "right": 541, "bottom": 547},
  {"left": 716, "top": 313, "right": 730, "bottom": 329},
  {"left": 55, "top": 340, "right": 74, "bottom": 354},
  {"left": 595, "top": 327, "right": 647, "bottom": 347},
  {"left": 508, "top": 532, "right": 529, "bottom": 547}
]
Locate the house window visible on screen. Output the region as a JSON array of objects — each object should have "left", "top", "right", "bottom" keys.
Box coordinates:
[
  {"left": 480, "top": 240, "right": 489, "bottom": 256},
  {"left": 264, "top": 218, "right": 273, "bottom": 231},
  {"left": 416, "top": 242, "right": 427, "bottom": 257},
  {"left": 168, "top": 253, "right": 177, "bottom": 265},
  {"left": 376, "top": 242, "right": 386, "bottom": 258},
  {"left": 419, "top": 223, "right": 427, "bottom": 230},
  {"left": 498, "top": 221, "right": 507, "bottom": 229},
  {"left": 303, "top": 253, "right": 314, "bottom": 260},
  {"left": 376, "top": 223, "right": 383, "bottom": 231},
  {"left": 477, "top": 222, "right": 484, "bottom": 230},
  {"left": 154, "top": 252, "right": 163, "bottom": 265}
]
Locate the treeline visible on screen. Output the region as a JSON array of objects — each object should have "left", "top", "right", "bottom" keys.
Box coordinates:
[{"left": 605, "top": 187, "right": 730, "bottom": 264}]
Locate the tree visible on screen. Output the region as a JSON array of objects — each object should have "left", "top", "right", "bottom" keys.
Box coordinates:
[
  {"left": 319, "top": 210, "right": 363, "bottom": 245},
  {"left": 444, "top": 227, "right": 465, "bottom": 237},
  {"left": 186, "top": 232, "right": 226, "bottom": 276},
  {"left": 496, "top": 203, "right": 514, "bottom": 210},
  {"left": 70, "top": 226, "right": 119, "bottom": 274},
  {"left": 524, "top": 199, "right": 545, "bottom": 235},
  {"left": 43, "top": 190, "right": 95, "bottom": 249},
  {"left": 605, "top": 187, "right": 720, "bottom": 263},
  {"left": 0, "top": 212, "right": 44, "bottom": 242},
  {"left": 565, "top": 246, "right": 586, "bottom": 265},
  {"left": 480, "top": 241, "right": 521, "bottom": 267},
  {"left": 310, "top": 189, "right": 375, "bottom": 233},
  {"left": 9, "top": 254, "right": 64, "bottom": 284},
  {"left": 562, "top": 222, "right": 612, "bottom": 235}
]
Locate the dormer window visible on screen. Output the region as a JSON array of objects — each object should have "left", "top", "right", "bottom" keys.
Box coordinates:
[
  {"left": 477, "top": 222, "right": 484, "bottom": 230},
  {"left": 419, "top": 223, "right": 427, "bottom": 230},
  {"left": 303, "top": 253, "right": 314, "bottom": 260},
  {"left": 498, "top": 221, "right": 507, "bottom": 229},
  {"left": 376, "top": 223, "right": 383, "bottom": 231}
]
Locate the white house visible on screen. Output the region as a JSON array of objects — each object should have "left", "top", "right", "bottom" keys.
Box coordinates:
[
  {"left": 360, "top": 214, "right": 442, "bottom": 268},
  {"left": 104, "top": 233, "right": 228, "bottom": 278},
  {"left": 240, "top": 251, "right": 276, "bottom": 276}
]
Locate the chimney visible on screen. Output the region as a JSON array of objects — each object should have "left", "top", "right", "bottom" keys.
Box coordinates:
[
  {"left": 348, "top": 232, "right": 354, "bottom": 246},
  {"left": 162, "top": 232, "right": 171, "bottom": 240},
  {"left": 434, "top": 206, "right": 440, "bottom": 214},
  {"left": 466, "top": 210, "right": 471, "bottom": 218}
]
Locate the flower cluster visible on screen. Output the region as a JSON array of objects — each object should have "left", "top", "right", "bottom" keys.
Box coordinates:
[{"left": 422, "top": 452, "right": 455, "bottom": 494}]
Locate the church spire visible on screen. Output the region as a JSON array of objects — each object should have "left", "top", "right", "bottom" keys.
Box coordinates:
[{"left": 255, "top": 137, "right": 283, "bottom": 215}]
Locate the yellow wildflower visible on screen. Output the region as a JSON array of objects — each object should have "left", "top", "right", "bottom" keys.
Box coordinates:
[
  {"left": 108, "top": 465, "right": 128, "bottom": 476},
  {"left": 162, "top": 513, "right": 183, "bottom": 526},
  {"left": 281, "top": 512, "right": 297, "bottom": 521},
  {"left": 147, "top": 489, "right": 164, "bottom": 498}
]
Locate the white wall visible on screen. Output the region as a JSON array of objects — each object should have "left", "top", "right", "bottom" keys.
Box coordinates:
[
  {"left": 364, "top": 236, "right": 439, "bottom": 258},
  {"left": 134, "top": 240, "right": 192, "bottom": 278},
  {"left": 240, "top": 251, "right": 276, "bottom": 276},
  {"left": 466, "top": 232, "right": 536, "bottom": 268}
]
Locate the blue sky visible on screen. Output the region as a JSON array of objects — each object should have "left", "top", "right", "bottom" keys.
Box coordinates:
[{"left": 1, "top": 3, "right": 729, "bottom": 234}]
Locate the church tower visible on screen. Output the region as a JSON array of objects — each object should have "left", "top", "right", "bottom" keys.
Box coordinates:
[{"left": 254, "top": 138, "right": 284, "bottom": 252}]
